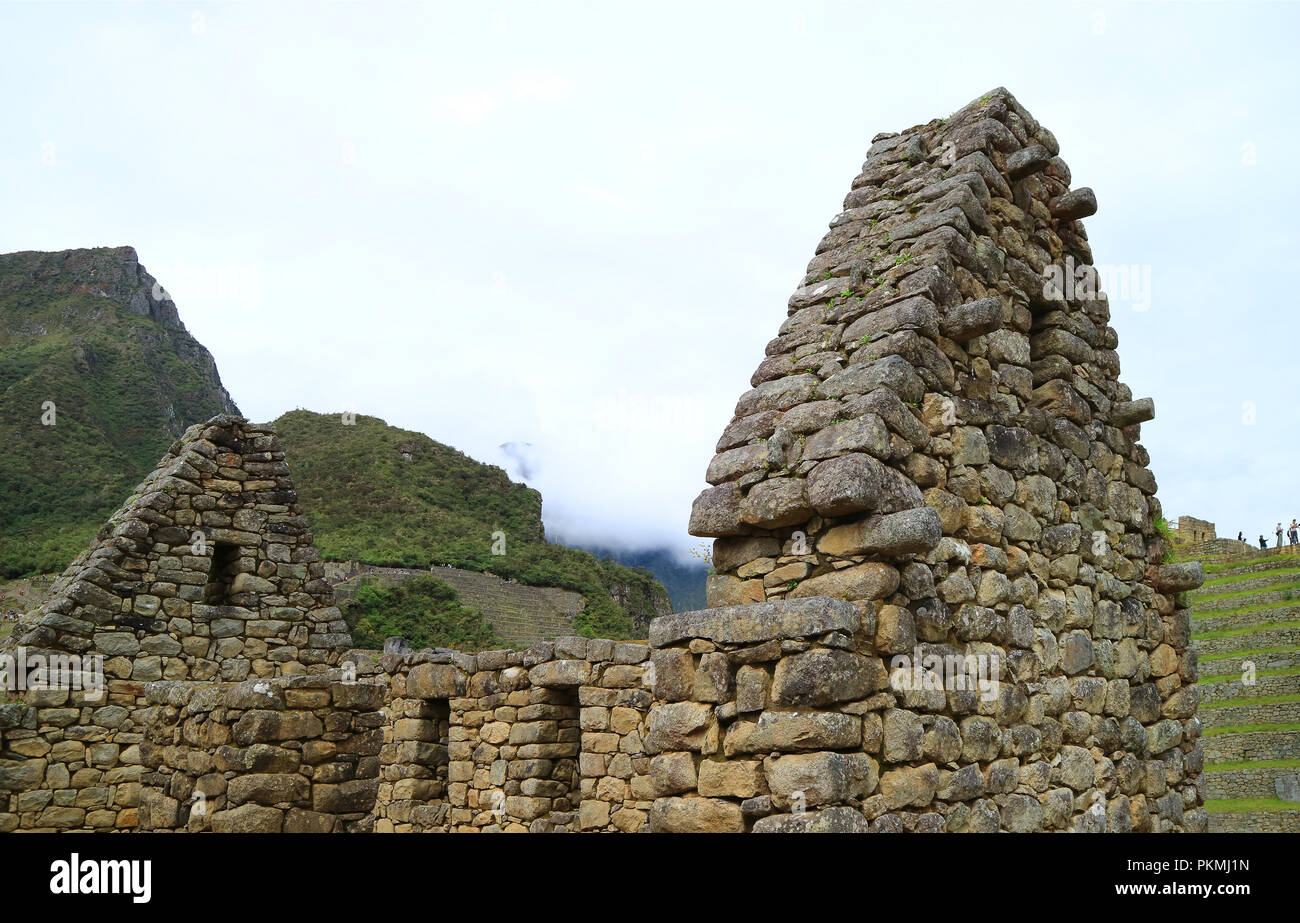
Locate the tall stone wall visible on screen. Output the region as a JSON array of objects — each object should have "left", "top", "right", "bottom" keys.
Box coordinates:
[{"left": 685, "top": 87, "right": 1206, "bottom": 831}]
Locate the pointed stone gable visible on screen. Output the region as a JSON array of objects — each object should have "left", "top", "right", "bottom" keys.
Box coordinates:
[
  {"left": 5, "top": 414, "right": 350, "bottom": 689},
  {"left": 676, "top": 88, "right": 1208, "bottom": 830},
  {"left": 691, "top": 87, "right": 1197, "bottom": 614}
]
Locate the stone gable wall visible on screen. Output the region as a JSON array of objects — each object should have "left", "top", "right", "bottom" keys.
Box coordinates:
[
  {"left": 684, "top": 87, "right": 1206, "bottom": 832},
  {"left": 1174, "top": 516, "right": 1216, "bottom": 543},
  {"left": 3, "top": 414, "right": 351, "bottom": 689}
]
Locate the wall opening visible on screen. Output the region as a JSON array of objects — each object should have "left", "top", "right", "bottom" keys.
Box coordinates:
[
  {"left": 427, "top": 696, "right": 451, "bottom": 810},
  {"left": 203, "top": 543, "right": 240, "bottom": 605},
  {"left": 550, "top": 686, "right": 582, "bottom": 819}
]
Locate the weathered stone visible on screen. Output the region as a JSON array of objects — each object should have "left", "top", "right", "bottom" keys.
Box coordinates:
[
  {"left": 697, "top": 760, "right": 764, "bottom": 799},
  {"left": 649, "top": 797, "right": 745, "bottom": 833},
  {"left": 407, "top": 663, "right": 462, "bottom": 698},
  {"left": 818, "top": 507, "right": 942, "bottom": 556},
  {"left": 1147, "top": 562, "right": 1204, "bottom": 593},
  {"left": 806, "top": 453, "right": 892, "bottom": 516},
  {"left": 740, "top": 477, "right": 813, "bottom": 528},
  {"left": 688, "top": 484, "right": 747, "bottom": 537},
  {"left": 643, "top": 702, "right": 714, "bottom": 753},
  {"left": 787, "top": 562, "right": 899, "bottom": 602},
  {"left": 752, "top": 806, "right": 871, "bottom": 833},
  {"left": 650, "top": 752, "right": 698, "bottom": 796},
  {"left": 804, "top": 414, "right": 891, "bottom": 461},
  {"left": 209, "top": 803, "right": 284, "bottom": 833},
  {"left": 650, "top": 597, "right": 858, "bottom": 647},
  {"left": 723, "top": 711, "right": 861, "bottom": 756},
  {"left": 772, "top": 649, "right": 888, "bottom": 706},
  {"left": 879, "top": 763, "right": 940, "bottom": 809}
]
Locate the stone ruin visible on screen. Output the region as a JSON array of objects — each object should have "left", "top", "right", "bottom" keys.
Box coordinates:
[
  {"left": 4, "top": 413, "right": 351, "bottom": 681},
  {"left": 1174, "top": 516, "right": 1216, "bottom": 544},
  {"left": 0, "top": 88, "right": 1206, "bottom": 833},
  {"left": 683, "top": 86, "right": 1206, "bottom": 831}
]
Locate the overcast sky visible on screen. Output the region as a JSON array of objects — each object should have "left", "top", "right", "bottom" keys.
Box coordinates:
[{"left": 3, "top": 1, "right": 1298, "bottom": 559}]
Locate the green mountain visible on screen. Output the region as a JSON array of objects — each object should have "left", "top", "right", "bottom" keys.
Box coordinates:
[
  {"left": 0, "top": 245, "right": 672, "bottom": 641},
  {"left": 0, "top": 246, "right": 238, "bottom": 577},
  {"left": 273, "top": 409, "right": 672, "bottom": 638}
]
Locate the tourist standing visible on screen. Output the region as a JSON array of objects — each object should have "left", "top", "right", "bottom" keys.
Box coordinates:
[
  {"left": 1260, "top": 535, "right": 1269, "bottom": 549},
  {"left": 1277, "top": 523, "right": 1285, "bottom": 549}
]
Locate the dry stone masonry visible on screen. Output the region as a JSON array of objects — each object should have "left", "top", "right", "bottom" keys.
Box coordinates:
[
  {"left": 354, "top": 636, "right": 654, "bottom": 832},
  {"left": 137, "top": 674, "right": 387, "bottom": 832},
  {"left": 0, "top": 88, "right": 1206, "bottom": 833},
  {"left": 1174, "top": 516, "right": 1215, "bottom": 544},
  {"left": 5, "top": 413, "right": 350, "bottom": 682},
  {"left": 683, "top": 87, "right": 1207, "bottom": 832},
  {"left": 0, "top": 415, "right": 351, "bottom": 831}
]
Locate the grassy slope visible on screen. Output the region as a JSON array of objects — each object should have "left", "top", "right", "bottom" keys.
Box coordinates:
[
  {"left": 274, "top": 410, "right": 671, "bottom": 639},
  {"left": 344, "top": 575, "right": 501, "bottom": 651}
]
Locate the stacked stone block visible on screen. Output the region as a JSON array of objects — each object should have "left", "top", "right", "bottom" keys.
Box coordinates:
[
  {"left": 1, "top": 672, "right": 384, "bottom": 832},
  {"left": 137, "top": 674, "right": 385, "bottom": 832},
  {"left": 644, "top": 598, "right": 882, "bottom": 832},
  {"left": 0, "top": 685, "right": 143, "bottom": 831},
  {"left": 4, "top": 413, "right": 351, "bottom": 689},
  {"left": 687, "top": 88, "right": 1206, "bottom": 831},
  {"left": 356, "top": 637, "right": 654, "bottom": 832}
]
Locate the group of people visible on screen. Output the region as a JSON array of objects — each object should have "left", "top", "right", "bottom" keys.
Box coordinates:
[
  {"left": 1238, "top": 520, "right": 1300, "bottom": 549},
  {"left": 0, "top": 590, "right": 25, "bottom": 620}
]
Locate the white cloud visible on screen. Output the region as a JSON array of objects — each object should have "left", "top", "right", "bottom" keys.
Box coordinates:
[
  {"left": 512, "top": 75, "right": 572, "bottom": 102},
  {"left": 435, "top": 91, "right": 502, "bottom": 124}
]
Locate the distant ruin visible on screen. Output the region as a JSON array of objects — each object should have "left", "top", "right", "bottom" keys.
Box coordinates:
[
  {"left": 1173, "top": 516, "right": 1216, "bottom": 544},
  {"left": 0, "top": 88, "right": 1205, "bottom": 833}
]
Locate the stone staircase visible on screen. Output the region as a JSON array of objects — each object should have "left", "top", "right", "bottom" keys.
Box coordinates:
[{"left": 1188, "top": 546, "right": 1300, "bottom": 831}]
